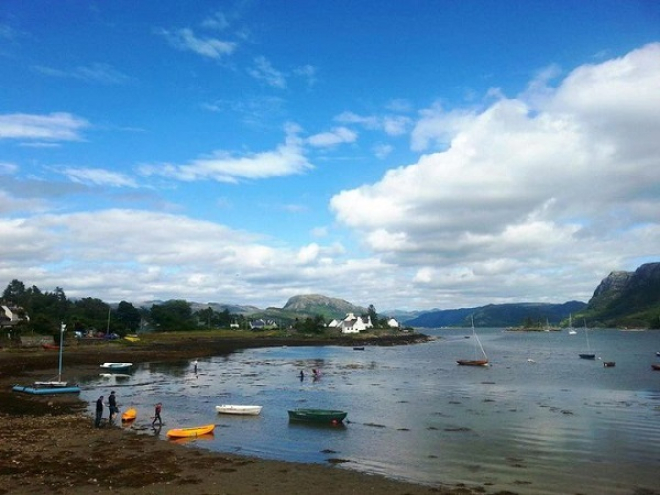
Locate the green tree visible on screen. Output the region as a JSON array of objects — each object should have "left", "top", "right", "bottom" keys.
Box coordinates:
[
  {"left": 2, "top": 279, "right": 26, "bottom": 304},
  {"left": 115, "top": 301, "right": 141, "bottom": 333},
  {"left": 150, "top": 300, "right": 194, "bottom": 332}
]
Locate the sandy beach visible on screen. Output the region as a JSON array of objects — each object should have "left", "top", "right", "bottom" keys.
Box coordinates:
[{"left": 0, "top": 334, "right": 488, "bottom": 495}]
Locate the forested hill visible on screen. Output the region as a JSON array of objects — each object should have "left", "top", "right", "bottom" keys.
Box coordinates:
[
  {"left": 575, "top": 262, "right": 660, "bottom": 328},
  {"left": 405, "top": 302, "right": 586, "bottom": 328}
]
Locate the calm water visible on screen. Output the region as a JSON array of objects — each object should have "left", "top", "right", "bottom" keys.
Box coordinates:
[{"left": 77, "top": 328, "right": 660, "bottom": 494}]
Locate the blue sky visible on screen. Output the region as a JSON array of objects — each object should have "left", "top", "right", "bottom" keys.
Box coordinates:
[{"left": 1, "top": 1, "right": 659, "bottom": 311}]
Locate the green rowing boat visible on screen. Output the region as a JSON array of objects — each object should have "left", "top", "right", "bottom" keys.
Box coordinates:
[{"left": 287, "top": 408, "right": 347, "bottom": 424}]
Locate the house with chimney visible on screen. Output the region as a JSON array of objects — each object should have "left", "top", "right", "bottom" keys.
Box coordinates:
[{"left": 328, "top": 312, "right": 373, "bottom": 334}]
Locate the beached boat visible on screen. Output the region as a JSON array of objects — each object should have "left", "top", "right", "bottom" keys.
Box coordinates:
[
  {"left": 457, "top": 316, "right": 489, "bottom": 366},
  {"left": 166, "top": 424, "right": 215, "bottom": 438},
  {"left": 287, "top": 408, "right": 347, "bottom": 424},
  {"left": 652, "top": 364, "right": 660, "bottom": 371},
  {"left": 121, "top": 408, "right": 137, "bottom": 421},
  {"left": 100, "top": 362, "right": 133, "bottom": 372},
  {"left": 15, "top": 323, "right": 81, "bottom": 394},
  {"left": 215, "top": 404, "right": 262, "bottom": 416},
  {"left": 13, "top": 384, "right": 81, "bottom": 395}
]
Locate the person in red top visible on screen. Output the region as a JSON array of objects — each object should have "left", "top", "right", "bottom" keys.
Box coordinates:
[{"left": 152, "top": 402, "right": 163, "bottom": 427}]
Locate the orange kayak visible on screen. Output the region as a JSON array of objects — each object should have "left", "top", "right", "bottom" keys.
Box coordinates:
[
  {"left": 121, "top": 408, "right": 137, "bottom": 421},
  {"left": 166, "top": 424, "right": 215, "bottom": 439}
]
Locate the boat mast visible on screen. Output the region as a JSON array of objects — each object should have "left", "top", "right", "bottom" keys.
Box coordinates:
[{"left": 58, "top": 322, "right": 65, "bottom": 381}]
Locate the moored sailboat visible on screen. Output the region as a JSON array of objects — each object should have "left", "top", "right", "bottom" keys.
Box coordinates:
[
  {"left": 457, "top": 316, "right": 489, "bottom": 366},
  {"left": 14, "top": 323, "right": 81, "bottom": 394},
  {"left": 579, "top": 320, "right": 596, "bottom": 359}
]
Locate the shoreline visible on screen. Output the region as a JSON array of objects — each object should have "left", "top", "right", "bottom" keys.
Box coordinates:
[{"left": 1, "top": 333, "right": 489, "bottom": 495}]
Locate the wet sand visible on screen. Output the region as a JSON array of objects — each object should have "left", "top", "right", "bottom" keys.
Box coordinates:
[{"left": 0, "top": 334, "right": 488, "bottom": 494}]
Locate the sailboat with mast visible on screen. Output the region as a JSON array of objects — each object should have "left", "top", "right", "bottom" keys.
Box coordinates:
[
  {"left": 579, "top": 319, "right": 596, "bottom": 360},
  {"left": 457, "top": 316, "right": 489, "bottom": 366},
  {"left": 13, "top": 323, "right": 81, "bottom": 394},
  {"left": 567, "top": 314, "right": 577, "bottom": 335}
]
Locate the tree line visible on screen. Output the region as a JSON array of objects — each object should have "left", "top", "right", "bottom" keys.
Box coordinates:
[{"left": 0, "top": 279, "right": 245, "bottom": 340}]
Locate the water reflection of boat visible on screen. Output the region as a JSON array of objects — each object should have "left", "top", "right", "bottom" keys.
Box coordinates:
[{"left": 169, "top": 433, "right": 215, "bottom": 445}]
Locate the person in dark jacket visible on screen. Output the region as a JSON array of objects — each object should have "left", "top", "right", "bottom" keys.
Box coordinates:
[
  {"left": 95, "top": 396, "right": 104, "bottom": 428},
  {"left": 108, "top": 391, "right": 118, "bottom": 422}
]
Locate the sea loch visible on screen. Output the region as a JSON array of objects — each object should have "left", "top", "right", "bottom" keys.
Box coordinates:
[{"left": 80, "top": 328, "right": 660, "bottom": 495}]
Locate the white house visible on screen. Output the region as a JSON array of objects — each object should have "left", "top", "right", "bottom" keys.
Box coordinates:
[
  {"left": 387, "top": 317, "right": 400, "bottom": 329},
  {"left": 334, "top": 312, "right": 373, "bottom": 334},
  {"left": 0, "top": 305, "right": 29, "bottom": 328}
]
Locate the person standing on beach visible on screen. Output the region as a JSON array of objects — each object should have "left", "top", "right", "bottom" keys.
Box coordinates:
[
  {"left": 95, "top": 396, "right": 104, "bottom": 428},
  {"left": 193, "top": 360, "right": 198, "bottom": 374},
  {"left": 108, "top": 391, "right": 118, "bottom": 422},
  {"left": 152, "top": 402, "right": 163, "bottom": 427}
]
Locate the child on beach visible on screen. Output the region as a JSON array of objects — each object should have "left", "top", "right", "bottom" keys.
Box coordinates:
[{"left": 152, "top": 402, "right": 163, "bottom": 427}]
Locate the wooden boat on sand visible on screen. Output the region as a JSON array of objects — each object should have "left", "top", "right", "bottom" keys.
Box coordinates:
[
  {"left": 287, "top": 409, "right": 347, "bottom": 424},
  {"left": 166, "top": 424, "right": 215, "bottom": 439},
  {"left": 215, "top": 404, "right": 262, "bottom": 416}
]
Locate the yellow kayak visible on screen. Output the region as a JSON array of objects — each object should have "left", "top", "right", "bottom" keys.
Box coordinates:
[
  {"left": 121, "top": 408, "right": 137, "bottom": 421},
  {"left": 166, "top": 424, "right": 215, "bottom": 439}
]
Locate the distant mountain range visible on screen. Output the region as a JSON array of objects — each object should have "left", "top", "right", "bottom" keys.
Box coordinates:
[{"left": 139, "top": 262, "right": 660, "bottom": 329}]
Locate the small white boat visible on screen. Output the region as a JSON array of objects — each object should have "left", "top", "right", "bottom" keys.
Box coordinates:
[
  {"left": 100, "top": 362, "right": 133, "bottom": 372},
  {"left": 215, "top": 404, "right": 262, "bottom": 416}
]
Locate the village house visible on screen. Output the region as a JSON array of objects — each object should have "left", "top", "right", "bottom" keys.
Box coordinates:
[
  {"left": 387, "top": 317, "right": 400, "bottom": 329},
  {"left": 328, "top": 312, "right": 374, "bottom": 334},
  {"left": 0, "top": 305, "right": 29, "bottom": 328},
  {"left": 249, "top": 319, "right": 278, "bottom": 331}
]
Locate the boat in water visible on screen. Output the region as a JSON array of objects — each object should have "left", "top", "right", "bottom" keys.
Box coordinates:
[
  {"left": 215, "top": 404, "right": 262, "bottom": 416},
  {"left": 457, "top": 316, "right": 489, "bottom": 366},
  {"left": 287, "top": 408, "right": 347, "bottom": 424},
  {"left": 579, "top": 320, "right": 596, "bottom": 359},
  {"left": 100, "top": 362, "right": 133, "bottom": 372}
]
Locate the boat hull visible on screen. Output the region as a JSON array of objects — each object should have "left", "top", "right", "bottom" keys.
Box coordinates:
[
  {"left": 215, "top": 405, "right": 262, "bottom": 416},
  {"left": 456, "top": 359, "right": 489, "bottom": 366},
  {"left": 579, "top": 354, "right": 596, "bottom": 360},
  {"left": 100, "top": 362, "right": 133, "bottom": 372},
  {"left": 13, "top": 385, "right": 81, "bottom": 395},
  {"left": 166, "top": 424, "right": 215, "bottom": 438},
  {"left": 652, "top": 364, "right": 660, "bottom": 371},
  {"left": 287, "top": 409, "right": 347, "bottom": 424},
  {"left": 603, "top": 362, "right": 616, "bottom": 367}
]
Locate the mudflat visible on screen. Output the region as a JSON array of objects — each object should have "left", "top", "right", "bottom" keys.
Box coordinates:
[{"left": 0, "top": 334, "right": 485, "bottom": 495}]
